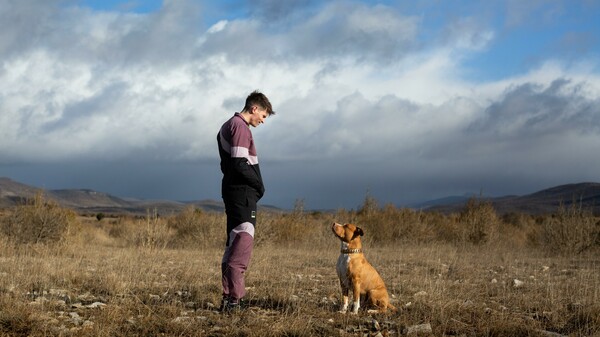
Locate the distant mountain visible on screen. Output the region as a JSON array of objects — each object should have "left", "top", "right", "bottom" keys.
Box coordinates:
[
  {"left": 3, "top": 177, "right": 599, "bottom": 216},
  {"left": 49, "top": 189, "right": 136, "bottom": 209},
  {"left": 0, "top": 177, "right": 40, "bottom": 207},
  {"left": 409, "top": 194, "right": 477, "bottom": 209},
  {"left": 424, "top": 182, "right": 600, "bottom": 215},
  {"left": 0, "top": 177, "right": 269, "bottom": 215}
]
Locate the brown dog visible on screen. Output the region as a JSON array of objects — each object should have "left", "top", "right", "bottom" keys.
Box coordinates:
[{"left": 332, "top": 222, "right": 396, "bottom": 314}]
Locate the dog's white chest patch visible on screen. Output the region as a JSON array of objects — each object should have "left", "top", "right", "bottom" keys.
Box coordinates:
[{"left": 336, "top": 246, "right": 351, "bottom": 289}]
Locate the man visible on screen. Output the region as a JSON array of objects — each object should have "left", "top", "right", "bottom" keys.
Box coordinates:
[{"left": 216, "top": 90, "right": 275, "bottom": 312}]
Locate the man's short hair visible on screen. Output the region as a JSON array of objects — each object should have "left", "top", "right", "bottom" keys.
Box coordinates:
[{"left": 244, "top": 90, "right": 275, "bottom": 115}]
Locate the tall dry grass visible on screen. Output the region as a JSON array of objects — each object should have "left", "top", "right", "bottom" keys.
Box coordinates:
[{"left": 0, "top": 196, "right": 598, "bottom": 336}]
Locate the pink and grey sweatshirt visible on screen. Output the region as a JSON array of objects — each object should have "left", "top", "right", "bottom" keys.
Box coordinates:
[{"left": 217, "top": 113, "right": 265, "bottom": 199}]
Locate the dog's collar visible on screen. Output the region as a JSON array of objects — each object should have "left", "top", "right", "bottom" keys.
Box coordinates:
[{"left": 341, "top": 248, "right": 362, "bottom": 254}]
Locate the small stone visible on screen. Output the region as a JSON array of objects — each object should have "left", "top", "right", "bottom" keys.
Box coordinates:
[
  {"left": 414, "top": 291, "right": 427, "bottom": 297},
  {"left": 69, "top": 312, "right": 83, "bottom": 325},
  {"left": 86, "top": 302, "right": 106, "bottom": 309},
  {"left": 372, "top": 318, "right": 380, "bottom": 331},
  {"left": 407, "top": 323, "right": 432, "bottom": 335}
]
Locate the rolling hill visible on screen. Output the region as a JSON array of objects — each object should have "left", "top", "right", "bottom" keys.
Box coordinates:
[
  {"left": 0, "top": 177, "right": 285, "bottom": 215},
  {"left": 2, "top": 177, "right": 600, "bottom": 215},
  {"left": 424, "top": 182, "right": 600, "bottom": 215}
]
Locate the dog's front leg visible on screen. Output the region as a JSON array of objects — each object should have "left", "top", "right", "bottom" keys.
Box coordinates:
[
  {"left": 351, "top": 281, "right": 361, "bottom": 314},
  {"left": 339, "top": 284, "right": 349, "bottom": 313}
]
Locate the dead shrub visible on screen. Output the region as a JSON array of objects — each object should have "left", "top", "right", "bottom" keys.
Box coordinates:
[
  {"left": 0, "top": 193, "right": 76, "bottom": 245},
  {"left": 107, "top": 218, "right": 129, "bottom": 239},
  {"left": 131, "top": 209, "right": 172, "bottom": 250},
  {"left": 259, "top": 209, "right": 331, "bottom": 248},
  {"left": 355, "top": 195, "right": 405, "bottom": 243},
  {"left": 357, "top": 205, "right": 437, "bottom": 244},
  {"left": 541, "top": 202, "right": 599, "bottom": 255},
  {"left": 433, "top": 213, "right": 462, "bottom": 244},
  {"left": 457, "top": 198, "right": 500, "bottom": 245},
  {"left": 357, "top": 192, "right": 379, "bottom": 219},
  {"left": 167, "top": 206, "right": 223, "bottom": 248},
  {"left": 167, "top": 205, "right": 202, "bottom": 247}
]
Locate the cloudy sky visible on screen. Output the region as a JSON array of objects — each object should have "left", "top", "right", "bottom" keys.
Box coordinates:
[{"left": 1, "top": 0, "right": 599, "bottom": 210}]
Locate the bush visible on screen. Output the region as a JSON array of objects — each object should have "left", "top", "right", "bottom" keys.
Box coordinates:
[
  {"left": 259, "top": 209, "right": 333, "bottom": 247},
  {"left": 356, "top": 205, "right": 437, "bottom": 244},
  {"left": 132, "top": 209, "right": 171, "bottom": 250},
  {"left": 541, "top": 202, "right": 599, "bottom": 255},
  {"left": 167, "top": 206, "right": 205, "bottom": 242},
  {"left": 0, "top": 193, "right": 75, "bottom": 244},
  {"left": 167, "top": 206, "right": 222, "bottom": 248},
  {"left": 457, "top": 198, "right": 499, "bottom": 245}
]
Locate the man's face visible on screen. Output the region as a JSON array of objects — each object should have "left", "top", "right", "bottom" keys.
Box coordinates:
[{"left": 249, "top": 106, "right": 268, "bottom": 127}]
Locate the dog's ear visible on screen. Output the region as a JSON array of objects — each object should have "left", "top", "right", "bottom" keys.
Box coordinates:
[{"left": 352, "top": 227, "right": 364, "bottom": 239}]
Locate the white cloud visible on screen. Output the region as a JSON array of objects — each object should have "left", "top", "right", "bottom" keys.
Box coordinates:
[{"left": 1, "top": 0, "right": 599, "bottom": 206}]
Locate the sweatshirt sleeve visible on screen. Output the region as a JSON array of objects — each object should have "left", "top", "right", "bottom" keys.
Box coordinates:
[
  {"left": 231, "top": 157, "right": 264, "bottom": 197},
  {"left": 229, "top": 122, "right": 265, "bottom": 197}
]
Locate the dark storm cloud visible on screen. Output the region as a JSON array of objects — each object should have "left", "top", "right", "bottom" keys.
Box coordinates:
[{"left": 469, "top": 79, "right": 600, "bottom": 137}]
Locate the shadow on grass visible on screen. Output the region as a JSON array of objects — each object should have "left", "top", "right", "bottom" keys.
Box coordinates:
[{"left": 245, "top": 296, "right": 299, "bottom": 314}]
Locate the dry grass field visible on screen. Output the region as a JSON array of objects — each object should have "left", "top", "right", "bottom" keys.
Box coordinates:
[{"left": 0, "top": 196, "right": 598, "bottom": 336}]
